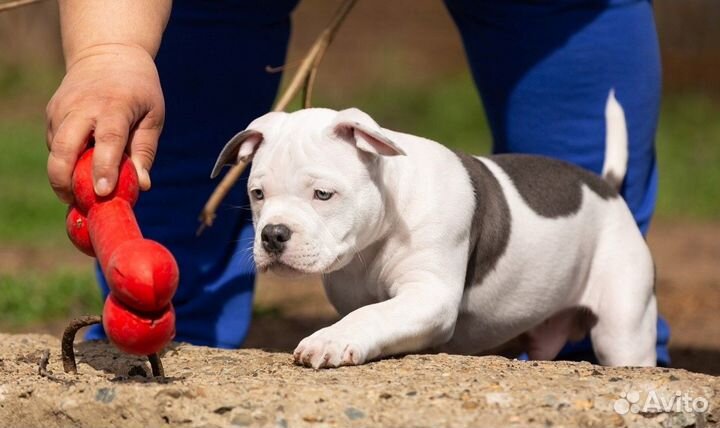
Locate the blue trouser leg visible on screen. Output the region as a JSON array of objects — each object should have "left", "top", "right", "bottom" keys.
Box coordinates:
[
  {"left": 445, "top": 0, "right": 670, "bottom": 365},
  {"left": 86, "top": 0, "right": 299, "bottom": 347}
]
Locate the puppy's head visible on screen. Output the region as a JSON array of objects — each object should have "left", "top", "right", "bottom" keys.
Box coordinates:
[{"left": 211, "top": 108, "right": 405, "bottom": 276}]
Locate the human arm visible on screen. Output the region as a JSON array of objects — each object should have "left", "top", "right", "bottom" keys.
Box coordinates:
[{"left": 46, "top": 0, "right": 172, "bottom": 202}]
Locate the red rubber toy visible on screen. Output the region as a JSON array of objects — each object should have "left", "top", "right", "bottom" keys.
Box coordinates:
[{"left": 66, "top": 148, "right": 178, "bottom": 355}]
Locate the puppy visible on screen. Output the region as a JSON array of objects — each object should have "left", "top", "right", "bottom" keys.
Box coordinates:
[{"left": 212, "top": 90, "right": 657, "bottom": 368}]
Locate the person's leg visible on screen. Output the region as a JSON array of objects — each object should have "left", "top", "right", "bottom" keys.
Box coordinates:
[
  {"left": 86, "top": 0, "right": 300, "bottom": 347},
  {"left": 445, "top": 0, "right": 669, "bottom": 365}
]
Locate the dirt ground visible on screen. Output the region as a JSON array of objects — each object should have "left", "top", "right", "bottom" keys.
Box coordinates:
[{"left": 0, "top": 334, "right": 717, "bottom": 427}]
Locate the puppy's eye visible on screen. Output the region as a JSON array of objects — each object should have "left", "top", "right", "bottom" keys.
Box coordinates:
[
  {"left": 250, "top": 188, "right": 264, "bottom": 200},
  {"left": 314, "top": 189, "right": 334, "bottom": 201}
]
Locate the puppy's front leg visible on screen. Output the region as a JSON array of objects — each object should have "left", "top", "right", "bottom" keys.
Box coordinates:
[{"left": 294, "top": 281, "right": 461, "bottom": 369}]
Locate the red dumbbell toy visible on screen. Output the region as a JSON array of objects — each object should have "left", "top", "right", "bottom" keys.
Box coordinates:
[{"left": 66, "top": 148, "right": 178, "bottom": 355}]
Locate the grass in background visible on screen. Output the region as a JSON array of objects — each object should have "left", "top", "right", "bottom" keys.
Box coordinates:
[
  {"left": 0, "top": 62, "right": 59, "bottom": 100},
  {"left": 656, "top": 93, "right": 720, "bottom": 219},
  {"left": 1, "top": 73, "right": 719, "bottom": 330},
  {"left": 338, "top": 75, "right": 493, "bottom": 154},
  {"left": 0, "top": 61, "right": 63, "bottom": 244},
  {"left": 315, "top": 74, "right": 493, "bottom": 154},
  {"left": 0, "top": 120, "right": 68, "bottom": 246},
  {"left": 0, "top": 270, "right": 100, "bottom": 328}
]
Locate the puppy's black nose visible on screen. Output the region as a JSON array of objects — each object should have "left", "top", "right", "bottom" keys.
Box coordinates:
[{"left": 261, "top": 224, "right": 292, "bottom": 254}]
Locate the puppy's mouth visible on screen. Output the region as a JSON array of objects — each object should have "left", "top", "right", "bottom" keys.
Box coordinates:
[{"left": 258, "top": 259, "right": 312, "bottom": 277}]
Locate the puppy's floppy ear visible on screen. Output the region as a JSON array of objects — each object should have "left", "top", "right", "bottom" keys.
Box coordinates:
[
  {"left": 211, "top": 111, "right": 287, "bottom": 178},
  {"left": 210, "top": 129, "right": 263, "bottom": 178},
  {"left": 330, "top": 108, "right": 406, "bottom": 156}
]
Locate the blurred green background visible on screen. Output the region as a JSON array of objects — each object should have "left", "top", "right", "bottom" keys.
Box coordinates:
[{"left": 0, "top": 0, "right": 718, "bottom": 331}]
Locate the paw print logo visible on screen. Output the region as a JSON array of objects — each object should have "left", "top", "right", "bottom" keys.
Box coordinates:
[{"left": 613, "top": 390, "right": 641, "bottom": 414}]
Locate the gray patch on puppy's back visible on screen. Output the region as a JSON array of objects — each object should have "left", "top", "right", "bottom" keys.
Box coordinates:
[
  {"left": 454, "top": 151, "right": 511, "bottom": 289},
  {"left": 490, "top": 154, "right": 618, "bottom": 218}
]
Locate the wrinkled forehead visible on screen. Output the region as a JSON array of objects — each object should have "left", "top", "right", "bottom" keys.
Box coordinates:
[{"left": 250, "top": 125, "right": 366, "bottom": 179}]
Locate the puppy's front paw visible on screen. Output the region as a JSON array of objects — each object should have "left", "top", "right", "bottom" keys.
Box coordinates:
[{"left": 293, "top": 329, "right": 368, "bottom": 369}]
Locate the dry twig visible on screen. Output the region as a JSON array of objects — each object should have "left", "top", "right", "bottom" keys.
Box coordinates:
[
  {"left": 0, "top": 0, "right": 47, "bottom": 13},
  {"left": 38, "top": 348, "right": 50, "bottom": 376},
  {"left": 197, "top": 0, "right": 358, "bottom": 234},
  {"left": 37, "top": 348, "right": 70, "bottom": 383}
]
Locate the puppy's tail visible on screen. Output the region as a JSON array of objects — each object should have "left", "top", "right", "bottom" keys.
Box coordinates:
[{"left": 601, "top": 89, "right": 629, "bottom": 191}]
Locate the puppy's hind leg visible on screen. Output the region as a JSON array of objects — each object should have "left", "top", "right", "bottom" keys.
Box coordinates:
[{"left": 589, "top": 264, "right": 657, "bottom": 367}]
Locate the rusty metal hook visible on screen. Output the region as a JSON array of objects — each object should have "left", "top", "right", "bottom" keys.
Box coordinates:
[{"left": 61, "top": 315, "right": 164, "bottom": 377}]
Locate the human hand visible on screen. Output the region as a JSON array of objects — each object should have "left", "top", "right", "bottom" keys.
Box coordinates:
[{"left": 46, "top": 43, "right": 164, "bottom": 203}]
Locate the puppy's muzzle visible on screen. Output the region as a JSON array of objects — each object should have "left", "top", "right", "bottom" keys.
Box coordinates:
[{"left": 261, "top": 223, "right": 292, "bottom": 255}]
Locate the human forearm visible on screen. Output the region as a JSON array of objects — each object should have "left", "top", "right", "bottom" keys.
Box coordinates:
[{"left": 58, "top": 0, "right": 172, "bottom": 68}]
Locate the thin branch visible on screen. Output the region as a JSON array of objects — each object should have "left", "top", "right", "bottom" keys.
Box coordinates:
[
  {"left": 196, "top": 158, "right": 249, "bottom": 235},
  {"left": 37, "top": 348, "right": 71, "bottom": 384},
  {"left": 197, "top": 0, "right": 358, "bottom": 233},
  {"left": 0, "top": 0, "right": 47, "bottom": 12},
  {"left": 303, "top": 37, "right": 330, "bottom": 108},
  {"left": 38, "top": 349, "right": 50, "bottom": 376},
  {"left": 272, "top": 38, "right": 325, "bottom": 111},
  {"left": 321, "top": 0, "right": 358, "bottom": 45},
  {"left": 282, "top": 0, "right": 357, "bottom": 110},
  {"left": 265, "top": 56, "right": 304, "bottom": 74}
]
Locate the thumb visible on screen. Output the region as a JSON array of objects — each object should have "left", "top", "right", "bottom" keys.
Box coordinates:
[{"left": 129, "top": 127, "right": 160, "bottom": 191}]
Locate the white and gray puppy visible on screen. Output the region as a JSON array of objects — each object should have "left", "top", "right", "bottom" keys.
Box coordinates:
[{"left": 212, "top": 90, "right": 657, "bottom": 368}]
